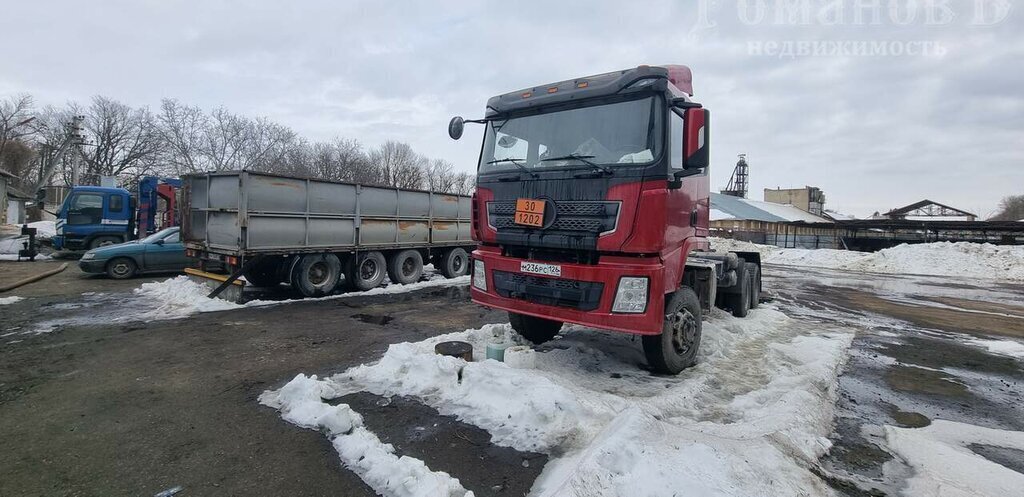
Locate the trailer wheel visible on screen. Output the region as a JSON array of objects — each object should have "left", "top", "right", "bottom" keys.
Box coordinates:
[
  {"left": 387, "top": 250, "right": 424, "bottom": 285},
  {"left": 345, "top": 251, "right": 387, "bottom": 291},
  {"left": 508, "top": 312, "right": 562, "bottom": 344},
  {"left": 726, "top": 262, "right": 751, "bottom": 318},
  {"left": 643, "top": 287, "right": 702, "bottom": 375},
  {"left": 106, "top": 257, "right": 137, "bottom": 279},
  {"left": 291, "top": 254, "right": 341, "bottom": 297},
  {"left": 746, "top": 263, "right": 761, "bottom": 310},
  {"left": 438, "top": 248, "right": 469, "bottom": 278}
]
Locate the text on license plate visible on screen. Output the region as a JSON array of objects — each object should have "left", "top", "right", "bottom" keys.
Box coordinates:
[{"left": 520, "top": 261, "right": 561, "bottom": 277}]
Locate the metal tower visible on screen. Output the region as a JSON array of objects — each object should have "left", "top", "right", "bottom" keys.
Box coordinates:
[{"left": 721, "top": 154, "right": 749, "bottom": 198}]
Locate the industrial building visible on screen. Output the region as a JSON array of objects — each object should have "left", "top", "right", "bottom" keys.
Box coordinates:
[
  {"left": 710, "top": 192, "right": 840, "bottom": 248},
  {"left": 763, "top": 186, "right": 826, "bottom": 216}
]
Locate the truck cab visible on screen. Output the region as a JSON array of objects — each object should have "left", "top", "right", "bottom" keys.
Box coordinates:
[
  {"left": 53, "top": 186, "right": 135, "bottom": 251},
  {"left": 452, "top": 65, "right": 761, "bottom": 374}
]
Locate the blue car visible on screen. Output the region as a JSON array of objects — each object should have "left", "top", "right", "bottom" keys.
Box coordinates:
[{"left": 78, "top": 227, "right": 190, "bottom": 279}]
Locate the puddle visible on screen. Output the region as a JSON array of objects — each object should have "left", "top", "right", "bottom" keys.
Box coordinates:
[{"left": 351, "top": 313, "right": 393, "bottom": 326}]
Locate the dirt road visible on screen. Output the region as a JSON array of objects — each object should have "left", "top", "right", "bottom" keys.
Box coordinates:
[{"left": 2, "top": 260, "right": 1022, "bottom": 496}]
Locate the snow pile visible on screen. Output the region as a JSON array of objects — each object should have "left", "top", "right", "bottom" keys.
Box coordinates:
[
  {"left": 132, "top": 272, "right": 470, "bottom": 320},
  {"left": 967, "top": 338, "right": 1024, "bottom": 359},
  {"left": 883, "top": 420, "right": 1024, "bottom": 497},
  {"left": 25, "top": 221, "right": 56, "bottom": 239},
  {"left": 261, "top": 374, "right": 473, "bottom": 497},
  {"left": 262, "top": 308, "right": 853, "bottom": 497},
  {"left": 134, "top": 276, "right": 242, "bottom": 319},
  {"left": 0, "top": 296, "right": 24, "bottom": 305},
  {"left": 710, "top": 237, "right": 1024, "bottom": 281},
  {"left": 0, "top": 221, "right": 57, "bottom": 256}
]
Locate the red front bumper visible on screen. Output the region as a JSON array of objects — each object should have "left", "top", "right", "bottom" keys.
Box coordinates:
[{"left": 470, "top": 246, "right": 666, "bottom": 335}]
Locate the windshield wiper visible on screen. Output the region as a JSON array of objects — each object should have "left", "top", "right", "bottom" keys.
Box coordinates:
[
  {"left": 486, "top": 158, "right": 538, "bottom": 179},
  {"left": 541, "top": 154, "right": 613, "bottom": 175}
]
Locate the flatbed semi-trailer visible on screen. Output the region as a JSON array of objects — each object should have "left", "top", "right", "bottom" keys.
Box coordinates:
[{"left": 182, "top": 171, "right": 475, "bottom": 297}]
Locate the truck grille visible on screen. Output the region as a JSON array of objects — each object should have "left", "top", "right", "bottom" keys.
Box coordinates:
[
  {"left": 492, "top": 270, "right": 604, "bottom": 311},
  {"left": 487, "top": 201, "right": 619, "bottom": 234}
]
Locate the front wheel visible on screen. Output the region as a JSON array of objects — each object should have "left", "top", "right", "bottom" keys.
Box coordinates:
[
  {"left": 642, "top": 287, "right": 702, "bottom": 375},
  {"left": 508, "top": 312, "right": 562, "bottom": 344},
  {"left": 106, "top": 257, "right": 137, "bottom": 279}
]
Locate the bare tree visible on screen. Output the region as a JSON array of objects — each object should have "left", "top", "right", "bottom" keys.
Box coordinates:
[
  {"left": 157, "top": 99, "right": 208, "bottom": 175},
  {"left": 81, "top": 96, "right": 162, "bottom": 185},
  {"left": 369, "top": 140, "right": 426, "bottom": 189},
  {"left": 990, "top": 195, "right": 1024, "bottom": 221},
  {"left": 425, "top": 158, "right": 459, "bottom": 193},
  {"left": 0, "top": 94, "right": 36, "bottom": 161},
  {"left": 453, "top": 172, "right": 476, "bottom": 195}
]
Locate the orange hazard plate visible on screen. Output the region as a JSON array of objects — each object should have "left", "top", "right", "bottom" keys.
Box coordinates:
[{"left": 515, "top": 198, "right": 545, "bottom": 227}]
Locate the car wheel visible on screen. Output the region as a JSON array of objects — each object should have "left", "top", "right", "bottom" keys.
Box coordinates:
[
  {"left": 642, "top": 287, "right": 702, "bottom": 374},
  {"left": 106, "top": 257, "right": 137, "bottom": 279}
]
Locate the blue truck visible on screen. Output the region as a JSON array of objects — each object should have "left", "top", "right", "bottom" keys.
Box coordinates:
[{"left": 53, "top": 177, "right": 181, "bottom": 251}]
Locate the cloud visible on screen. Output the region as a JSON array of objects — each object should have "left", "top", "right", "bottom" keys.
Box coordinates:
[{"left": 1, "top": 0, "right": 1021, "bottom": 216}]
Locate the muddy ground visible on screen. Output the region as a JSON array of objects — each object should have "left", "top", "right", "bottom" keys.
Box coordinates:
[{"left": 2, "top": 260, "right": 1023, "bottom": 496}]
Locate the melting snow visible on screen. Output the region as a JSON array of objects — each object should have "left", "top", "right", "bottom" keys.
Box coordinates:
[
  {"left": 0, "top": 296, "right": 24, "bottom": 305},
  {"left": 883, "top": 420, "right": 1024, "bottom": 497},
  {"left": 966, "top": 338, "right": 1024, "bottom": 359},
  {"left": 711, "top": 238, "right": 1024, "bottom": 281},
  {"left": 261, "top": 307, "right": 854, "bottom": 497}
]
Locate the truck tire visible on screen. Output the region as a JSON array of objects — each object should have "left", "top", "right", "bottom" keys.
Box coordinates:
[
  {"left": 746, "top": 262, "right": 761, "bottom": 309},
  {"left": 726, "top": 262, "right": 751, "bottom": 318},
  {"left": 642, "top": 287, "right": 702, "bottom": 375},
  {"left": 345, "top": 251, "right": 387, "bottom": 291},
  {"left": 245, "top": 258, "right": 282, "bottom": 287},
  {"left": 291, "top": 254, "right": 341, "bottom": 297},
  {"left": 387, "top": 250, "right": 424, "bottom": 285},
  {"left": 508, "top": 312, "right": 562, "bottom": 344},
  {"left": 106, "top": 257, "right": 137, "bottom": 279},
  {"left": 90, "top": 236, "right": 121, "bottom": 249},
  {"left": 438, "top": 248, "right": 469, "bottom": 278}
]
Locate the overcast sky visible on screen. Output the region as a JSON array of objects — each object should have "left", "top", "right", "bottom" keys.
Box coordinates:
[{"left": 2, "top": 1, "right": 1020, "bottom": 217}]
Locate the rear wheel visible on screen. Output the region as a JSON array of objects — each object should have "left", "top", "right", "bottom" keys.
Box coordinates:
[
  {"left": 746, "top": 262, "right": 761, "bottom": 309},
  {"left": 643, "top": 287, "right": 702, "bottom": 375},
  {"left": 508, "top": 312, "right": 562, "bottom": 344},
  {"left": 387, "top": 250, "right": 424, "bottom": 285},
  {"left": 438, "top": 248, "right": 469, "bottom": 278},
  {"left": 90, "top": 236, "right": 121, "bottom": 249},
  {"left": 345, "top": 251, "right": 387, "bottom": 291},
  {"left": 291, "top": 254, "right": 341, "bottom": 297},
  {"left": 726, "top": 261, "right": 751, "bottom": 318},
  {"left": 105, "top": 257, "right": 137, "bottom": 279}
]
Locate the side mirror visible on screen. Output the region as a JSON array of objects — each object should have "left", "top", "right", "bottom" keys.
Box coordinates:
[
  {"left": 448, "top": 116, "right": 465, "bottom": 140},
  {"left": 682, "top": 108, "right": 710, "bottom": 170},
  {"left": 154, "top": 239, "right": 165, "bottom": 245}
]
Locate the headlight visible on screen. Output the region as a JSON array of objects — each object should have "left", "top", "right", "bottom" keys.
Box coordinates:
[
  {"left": 472, "top": 259, "right": 487, "bottom": 291},
  {"left": 612, "top": 277, "right": 648, "bottom": 313},
  {"left": 80, "top": 252, "right": 96, "bottom": 260}
]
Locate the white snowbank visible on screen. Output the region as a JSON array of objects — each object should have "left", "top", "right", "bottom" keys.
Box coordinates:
[
  {"left": 0, "top": 296, "right": 24, "bottom": 305},
  {"left": 262, "top": 308, "right": 853, "bottom": 497},
  {"left": 260, "top": 375, "right": 473, "bottom": 497},
  {"left": 883, "top": 420, "right": 1024, "bottom": 497},
  {"left": 967, "top": 338, "right": 1024, "bottom": 359},
  {"left": 132, "top": 272, "right": 470, "bottom": 320},
  {"left": 710, "top": 237, "right": 1024, "bottom": 281},
  {"left": 0, "top": 221, "right": 57, "bottom": 255}
]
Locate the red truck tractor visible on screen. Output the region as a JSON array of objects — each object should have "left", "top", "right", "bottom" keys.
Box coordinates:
[{"left": 449, "top": 65, "right": 762, "bottom": 374}]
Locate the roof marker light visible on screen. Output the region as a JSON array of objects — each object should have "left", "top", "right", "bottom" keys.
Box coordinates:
[
  {"left": 547, "top": 87, "right": 558, "bottom": 94},
  {"left": 521, "top": 92, "right": 532, "bottom": 99},
  {"left": 576, "top": 81, "right": 588, "bottom": 88}
]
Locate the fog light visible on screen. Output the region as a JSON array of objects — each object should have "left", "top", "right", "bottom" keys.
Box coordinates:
[
  {"left": 473, "top": 259, "right": 487, "bottom": 291},
  {"left": 612, "top": 277, "right": 648, "bottom": 313}
]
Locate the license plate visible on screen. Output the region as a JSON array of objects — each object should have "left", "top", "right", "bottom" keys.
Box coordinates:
[
  {"left": 515, "top": 198, "right": 545, "bottom": 227},
  {"left": 521, "top": 261, "right": 561, "bottom": 277}
]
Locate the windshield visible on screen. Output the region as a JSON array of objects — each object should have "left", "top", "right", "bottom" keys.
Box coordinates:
[
  {"left": 140, "top": 228, "right": 178, "bottom": 244},
  {"left": 478, "top": 96, "right": 662, "bottom": 174}
]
